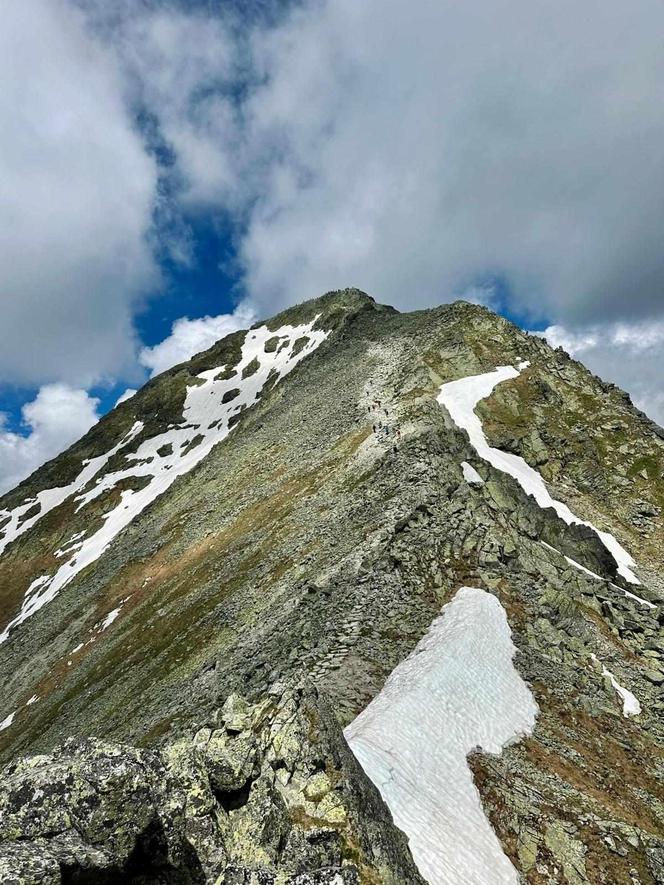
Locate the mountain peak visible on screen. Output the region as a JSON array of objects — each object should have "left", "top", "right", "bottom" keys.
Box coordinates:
[{"left": 0, "top": 289, "right": 662, "bottom": 884}]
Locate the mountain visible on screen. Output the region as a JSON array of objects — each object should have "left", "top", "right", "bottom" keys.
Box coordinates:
[{"left": 0, "top": 289, "right": 662, "bottom": 884}]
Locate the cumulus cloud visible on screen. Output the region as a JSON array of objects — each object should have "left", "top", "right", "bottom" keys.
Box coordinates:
[
  {"left": 139, "top": 306, "right": 256, "bottom": 377},
  {"left": 0, "top": 385, "right": 100, "bottom": 494},
  {"left": 541, "top": 322, "right": 664, "bottom": 425},
  {"left": 0, "top": 0, "right": 158, "bottom": 387}
]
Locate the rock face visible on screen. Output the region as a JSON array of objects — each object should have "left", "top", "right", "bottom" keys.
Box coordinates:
[
  {"left": 0, "top": 683, "right": 423, "bottom": 884},
  {"left": 0, "top": 289, "right": 663, "bottom": 882}
]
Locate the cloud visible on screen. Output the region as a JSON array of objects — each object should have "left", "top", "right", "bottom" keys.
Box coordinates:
[
  {"left": 100, "top": 0, "right": 664, "bottom": 332},
  {"left": 0, "top": 385, "right": 100, "bottom": 494},
  {"left": 87, "top": 2, "right": 242, "bottom": 207},
  {"left": 0, "top": 0, "right": 158, "bottom": 387},
  {"left": 234, "top": 0, "right": 664, "bottom": 326},
  {"left": 139, "top": 306, "right": 256, "bottom": 377},
  {"left": 542, "top": 321, "right": 664, "bottom": 425}
]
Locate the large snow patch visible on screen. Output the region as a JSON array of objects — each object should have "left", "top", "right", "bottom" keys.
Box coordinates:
[{"left": 345, "top": 586, "right": 538, "bottom": 885}]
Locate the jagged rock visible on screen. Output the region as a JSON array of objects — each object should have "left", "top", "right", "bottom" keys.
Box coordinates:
[{"left": 0, "top": 684, "right": 423, "bottom": 885}]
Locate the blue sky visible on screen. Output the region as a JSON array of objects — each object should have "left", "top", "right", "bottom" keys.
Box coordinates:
[
  {"left": 1, "top": 0, "right": 663, "bottom": 492},
  {"left": 0, "top": 214, "right": 240, "bottom": 431}
]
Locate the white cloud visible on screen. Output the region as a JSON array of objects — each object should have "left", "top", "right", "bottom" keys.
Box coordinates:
[
  {"left": 0, "top": 0, "right": 158, "bottom": 387},
  {"left": 139, "top": 306, "right": 256, "bottom": 377},
  {"left": 92, "top": 4, "right": 241, "bottom": 207},
  {"left": 0, "top": 385, "right": 100, "bottom": 494},
  {"left": 83, "top": 0, "right": 664, "bottom": 335},
  {"left": 542, "top": 322, "right": 664, "bottom": 425},
  {"left": 233, "top": 0, "right": 664, "bottom": 326}
]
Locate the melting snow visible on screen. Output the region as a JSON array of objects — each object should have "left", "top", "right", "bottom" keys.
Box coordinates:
[
  {"left": 461, "top": 461, "right": 484, "bottom": 485},
  {"left": 55, "top": 530, "right": 87, "bottom": 559},
  {"left": 0, "top": 320, "right": 329, "bottom": 644},
  {"left": 345, "top": 586, "right": 538, "bottom": 885},
  {"left": 610, "top": 583, "right": 656, "bottom": 610},
  {"left": 0, "top": 424, "right": 143, "bottom": 557},
  {"left": 591, "top": 654, "right": 641, "bottom": 717},
  {"left": 0, "top": 711, "right": 15, "bottom": 732},
  {"left": 438, "top": 364, "right": 641, "bottom": 585},
  {"left": 100, "top": 607, "right": 121, "bottom": 631}
]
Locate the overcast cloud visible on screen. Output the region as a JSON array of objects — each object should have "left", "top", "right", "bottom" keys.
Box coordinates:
[{"left": 0, "top": 0, "right": 663, "bottom": 493}]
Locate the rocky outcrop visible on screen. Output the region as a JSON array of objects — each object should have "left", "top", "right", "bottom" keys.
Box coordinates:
[{"left": 0, "top": 683, "right": 423, "bottom": 884}]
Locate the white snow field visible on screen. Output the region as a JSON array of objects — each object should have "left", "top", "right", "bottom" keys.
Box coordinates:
[
  {"left": 438, "top": 363, "right": 641, "bottom": 586},
  {"left": 591, "top": 654, "right": 641, "bottom": 717},
  {"left": 345, "top": 586, "right": 538, "bottom": 885},
  {"left": 0, "top": 320, "right": 328, "bottom": 644}
]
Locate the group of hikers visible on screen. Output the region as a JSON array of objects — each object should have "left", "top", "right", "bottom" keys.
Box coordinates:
[{"left": 367, "top": 399, "right": 401, "bottom": 451}]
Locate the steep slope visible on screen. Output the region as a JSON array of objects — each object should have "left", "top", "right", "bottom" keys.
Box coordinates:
[{"left": 0, "top": 289, "right": 662, "bottom": 883}]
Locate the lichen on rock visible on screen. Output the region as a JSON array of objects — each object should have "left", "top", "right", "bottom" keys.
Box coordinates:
[{"left": 0, "top": 683, "right": 423, "bottom": 885}]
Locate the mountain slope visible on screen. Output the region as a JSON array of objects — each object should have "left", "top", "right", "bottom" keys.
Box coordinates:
[{"left": 0, "top": 289, "right": 662, "bottom": 883}]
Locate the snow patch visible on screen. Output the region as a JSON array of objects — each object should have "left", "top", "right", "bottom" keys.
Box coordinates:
[
  {"left": 438, "top": 364, "right": 641, "bottom": 585},
  {"left": 345, "top": 586, "right": 538, "bottom": 885},
  {"left": 100, "top": 607, "right": 121, "bottom": 631},
  {"left": 0, "top": 423, "right": 143, "bottom": 557},
  {"left": 0, "top": 320, "right": 329, "bottom": 645},
  {"left": 611, "top": 583, "right": 656, "bottom": 610},
  {"left": 0, "top": 711, "right": 15, "bottom": 732},
  {"left": 591, "top": 654, "right": 641, "bottom": 717},
  {"left": 461, "top": 461, "right": 484, "bottom": 485}
]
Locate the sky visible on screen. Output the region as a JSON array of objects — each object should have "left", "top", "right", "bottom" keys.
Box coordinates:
[{"left": 1, "top": 0, "right": 663, "bottom": 493}]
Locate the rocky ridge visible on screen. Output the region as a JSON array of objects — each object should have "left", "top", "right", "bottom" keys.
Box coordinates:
[
  {"left": 0, "top": 682, "right": 422, "bottom": 884},
  {"left": 0, "top": 289, "right": 663, "bottom": 883}
]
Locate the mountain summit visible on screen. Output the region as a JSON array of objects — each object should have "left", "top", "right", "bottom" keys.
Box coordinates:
[{"left": 0, "top": 289, "right": 662, "bottom": 883}]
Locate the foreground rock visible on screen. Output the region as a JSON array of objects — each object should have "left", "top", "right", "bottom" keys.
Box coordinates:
[{"left": 0, "top": 683, "right": 423, "bottom": 885}]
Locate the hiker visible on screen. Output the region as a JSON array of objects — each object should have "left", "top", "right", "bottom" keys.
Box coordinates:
[{"left": 372, "top": 424, "right": 376, "bottom": 433}]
